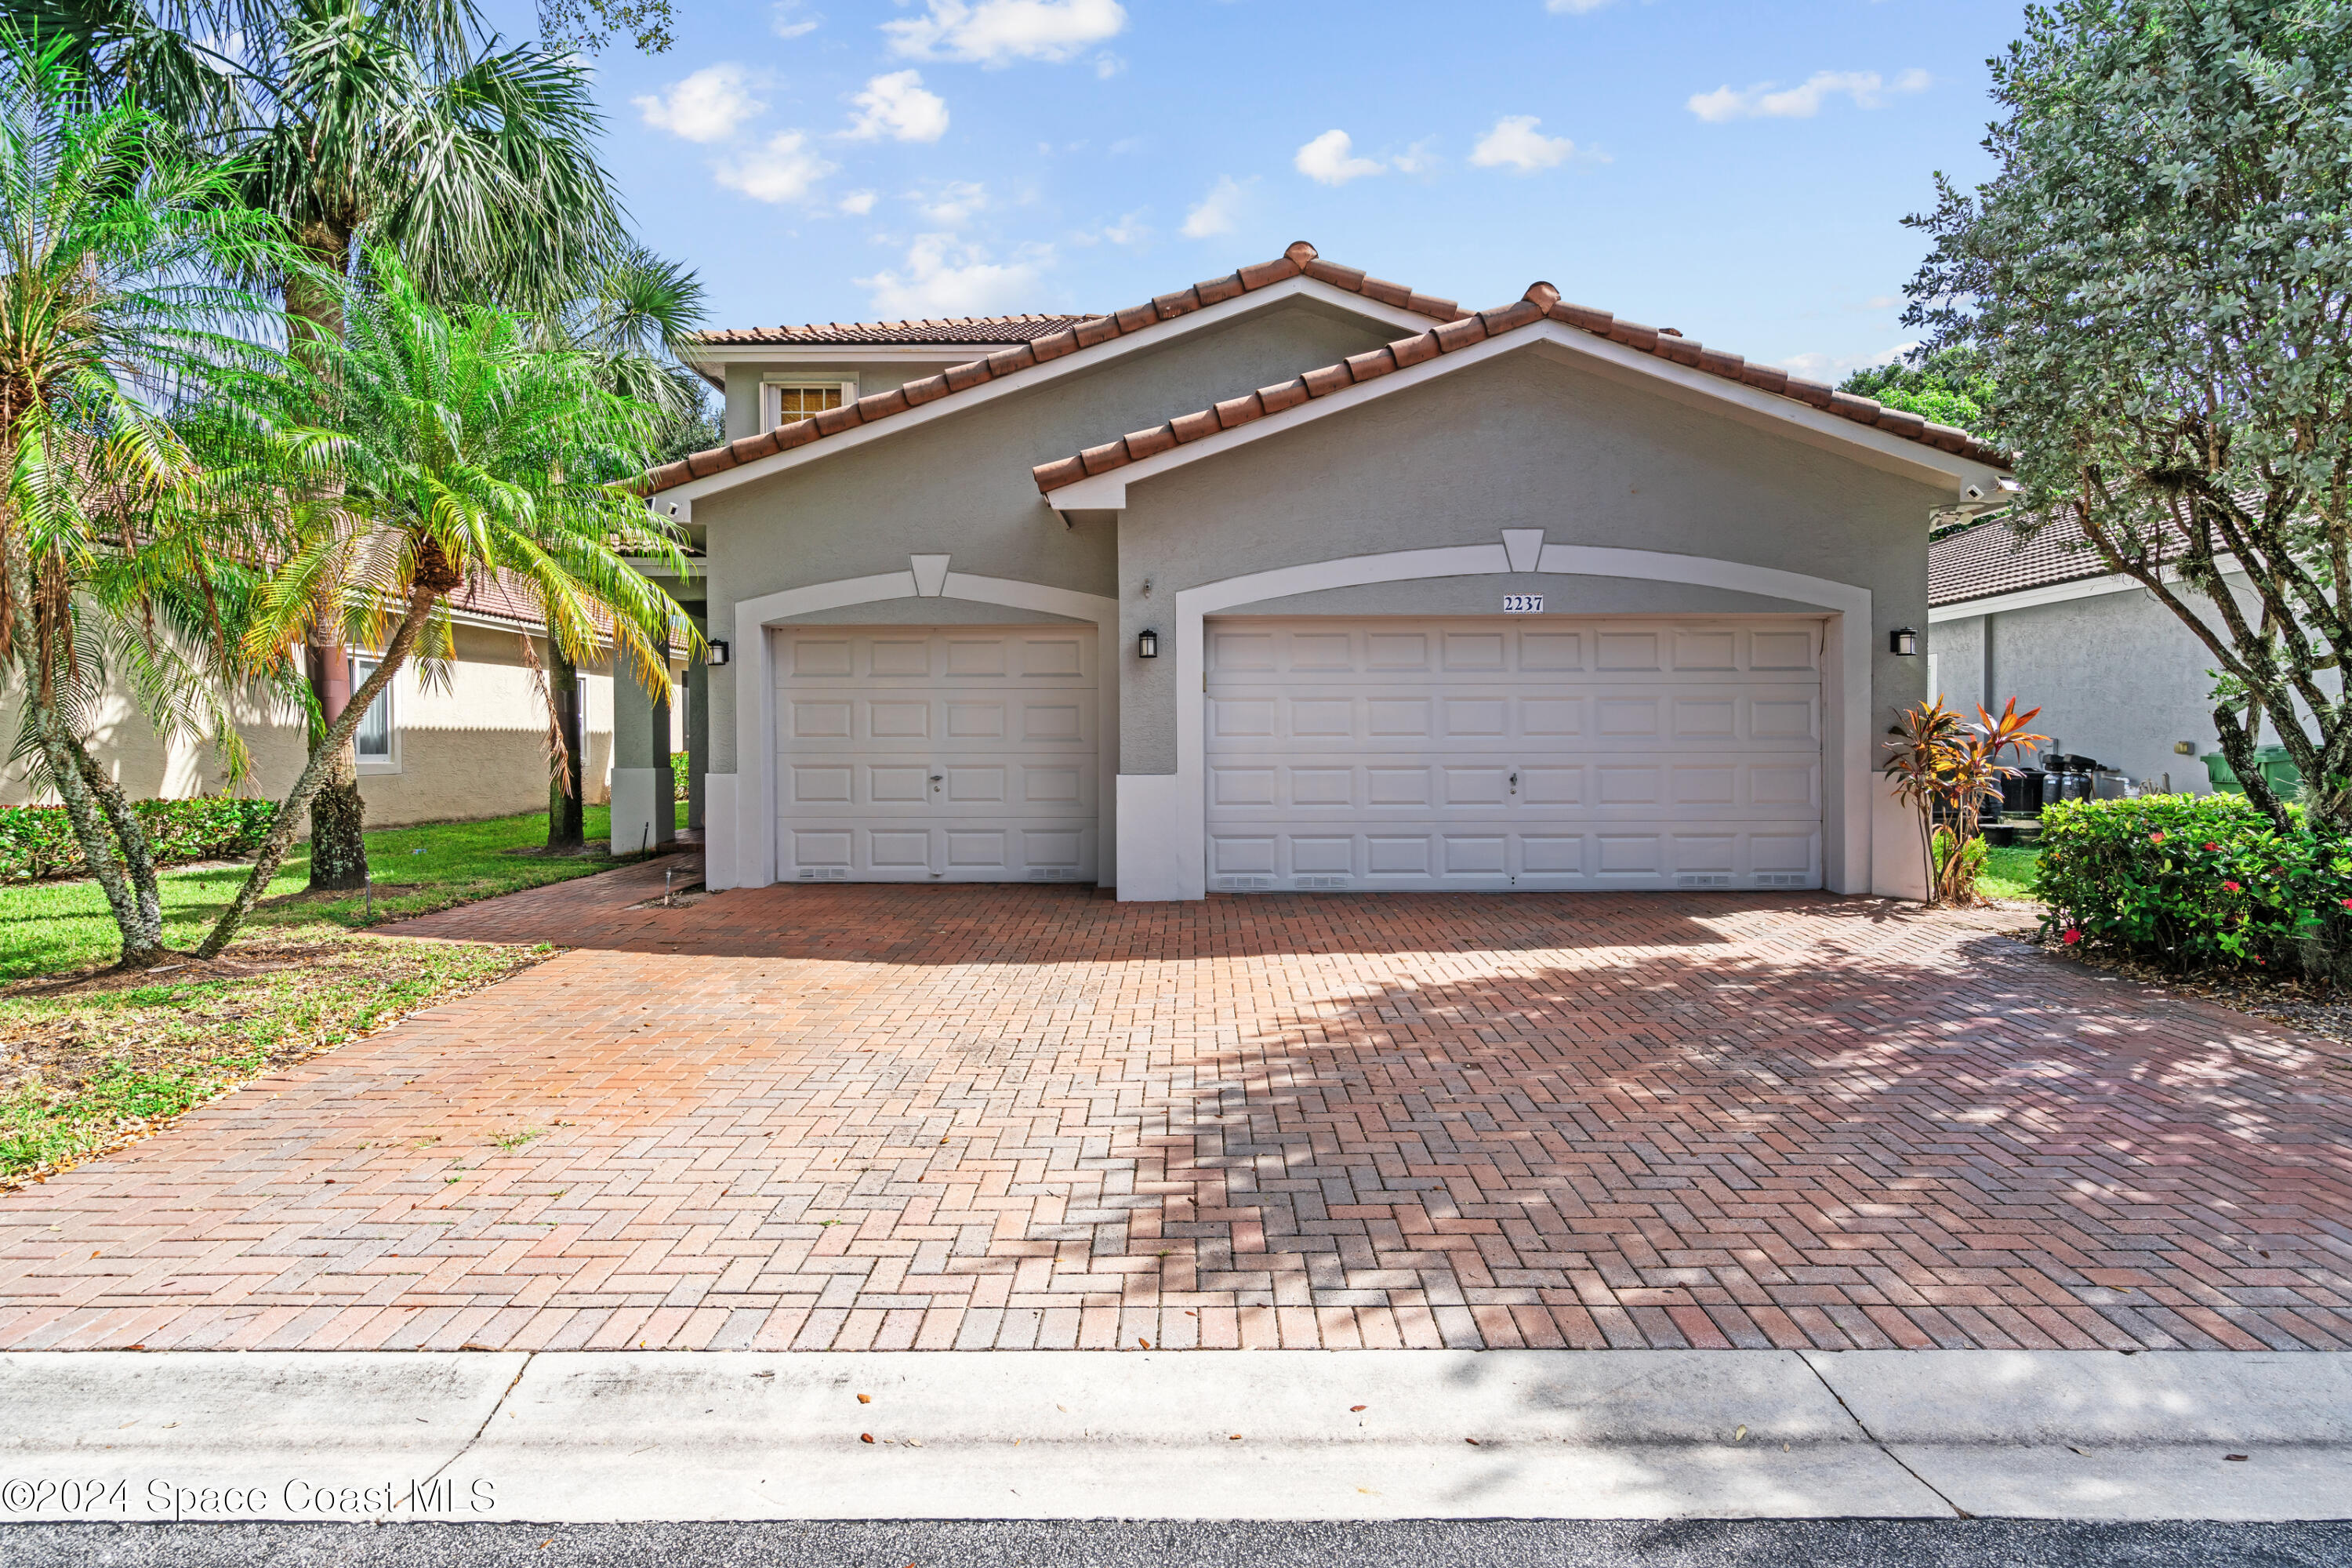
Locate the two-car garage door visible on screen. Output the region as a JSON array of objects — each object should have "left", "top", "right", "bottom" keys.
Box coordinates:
[{"left": 1203, "top": 616, "right": 1824, "bottom": 892}]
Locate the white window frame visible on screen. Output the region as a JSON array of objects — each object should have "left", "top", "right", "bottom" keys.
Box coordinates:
[
  {"left": 761, "top": 379, "right": 857, "bottom": 430},
  {"left": 348, "top": 652, "right": 401, "bottom": 775}
]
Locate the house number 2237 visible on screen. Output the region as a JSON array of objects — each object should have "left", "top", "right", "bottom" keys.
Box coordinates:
[{"left": 1502, "top": 594, "right": 1544, "bottom": 614}]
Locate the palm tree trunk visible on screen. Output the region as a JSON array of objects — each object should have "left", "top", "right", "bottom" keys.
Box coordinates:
[
  {"left": 0, "top": 517, "right": 164, "bottom": 966},
  {"left": 289, "top": 223, "right": 371, "bottom": 894},
  {"left": 547, "top": 637, "right": 584, "bottom": 850},
  {"left": 33, "top": 706, "right": 162, "bottom": 964},
  {"left": 65, "top": 730, "right": 164, "bottom": 961},
  {"left": 303, "top": 641, "right": 368, "bottom": 890},
  {"left": 196, "top": 583, "right": 438, "bottom": 958}
]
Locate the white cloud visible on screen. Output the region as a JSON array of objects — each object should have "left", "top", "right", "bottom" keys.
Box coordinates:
[
  {"left": 837, "top": 189, "right": 877, "bottom": 215},
  {"left": 714, "top": 131, "right": 837, "bottom": 203},
  {"left": 884, "top": 0, "right": 1127, "bottom": 66},
  {"left": 1546, "top": 0, "right": 1614, "bottom": 10},
  {"left": 1392, "top": 136, "right": 1441, "bottom": 176},
  {"left": 1181, "top": 175, "right": 1248, "bottom": 238},
  {"left": 858, "top": 234, "right": 1050, "bottom": 316},
  {"left": 1094, "top": 53, "right": 1124, "bottom": 79},
  {"left": 633, "top": 64, "right": 765, "bottom": 143},
  {"left": 1469, "top": 114, "right": 1574, "bottom": 172},
  {"left": 1687, "top": 68, "right": 1931, "bottom": 122},
  {"left": 1073, "top": 209, "right": 1151, "bottom": 248},
  {"left": 1294, "top": 129, "right": 1388, "bottom": 187},
  {"left": 770, "top": 1, "right": 821, "bottom": 38},
  {"left": 842, "top": 70, "right": 949, "bottom": 142},
  {"left": 915, "top": 180, "right": 989, "bottom": 225},
  {"left": 1779, "top": 341, "right": 1918, "bottom": 381}
]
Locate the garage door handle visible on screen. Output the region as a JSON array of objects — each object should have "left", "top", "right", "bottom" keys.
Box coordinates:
[{"left": 1508, "top": 771, "right": 1519, "bottom": 794}]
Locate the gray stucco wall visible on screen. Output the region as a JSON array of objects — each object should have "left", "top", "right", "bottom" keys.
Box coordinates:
[
  {"left": 1930, "top": 585, "right": 2237, "bottom": 793},
  {"left": 1112, "top": 349, "right": 1945, "bottom": 772},
  {"left": 698, "top": 299, "right": 1403, "bottom": 772}
]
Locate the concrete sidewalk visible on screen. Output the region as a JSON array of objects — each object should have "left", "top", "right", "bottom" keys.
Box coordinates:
[{"left": 4, "top": 1349, "right": 2347, "bottom": 1524}]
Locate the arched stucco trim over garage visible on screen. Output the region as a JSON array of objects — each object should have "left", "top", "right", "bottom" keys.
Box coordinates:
[
  {"left": 1112, "top": 533, "right": 1887, "bottom": 902},
  {"left": 706, "top": 564, "right": 1120, "bottom": 891}
]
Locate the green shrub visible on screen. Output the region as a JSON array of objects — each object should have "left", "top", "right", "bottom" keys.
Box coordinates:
[
  {"left": 670, "top": 750, "right": 689, "bottom": 799},
  {"left": 0, "top": 797, "right": 278, "bottom": 882},
  {"left": 2033, "top": 795, "right": 2352, "bottom": 975}
]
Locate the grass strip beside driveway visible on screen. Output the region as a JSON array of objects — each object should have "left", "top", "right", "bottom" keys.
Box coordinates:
[
  {"left": 0, "top": 926, "right": 550, "bottom": 1189},
  {"left": 0, "top": 803, "right": 667, "bottom": 982}
]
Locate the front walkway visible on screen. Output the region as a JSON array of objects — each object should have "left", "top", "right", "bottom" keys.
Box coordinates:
[{"left": 2, "top": 865, "right": 2347, "bottom": 1353}]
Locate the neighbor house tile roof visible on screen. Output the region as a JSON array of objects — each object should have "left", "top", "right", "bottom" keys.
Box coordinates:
[
  {"left": 693, "top": 315, "right": 1093, "bottom": 347},
  {"left": 1032, "top": 283, "right": 2012, "bottom": 495},
  {"left": 1931, "top": 510, "right": 2180, "bottom": 607},
  {"left": 641, "top": 242, "right": 1465, "bottom": 495}
]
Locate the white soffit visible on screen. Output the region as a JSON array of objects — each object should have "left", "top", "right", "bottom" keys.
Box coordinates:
[
  {"left": 1046, "top": 321, "right": 2012, "bottom": 511},
  {"left": 659, "top": 278, "right": 1448, "bottom": 506}
]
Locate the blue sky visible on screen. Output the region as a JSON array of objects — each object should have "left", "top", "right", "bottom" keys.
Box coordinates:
[{"left": 495, "top": 0, "right": 2030, "bottom": 380}]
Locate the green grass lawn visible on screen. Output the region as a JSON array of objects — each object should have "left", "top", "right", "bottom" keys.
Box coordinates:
[
  {"left": 1980, "top": 844, "right": 2043, "bottom": 902},
  {"left": 0, "top": 800, "right": 688, "bottom": 1186},
  {"left": 0, "top": 801, "right": 684, "bottom": 982}
]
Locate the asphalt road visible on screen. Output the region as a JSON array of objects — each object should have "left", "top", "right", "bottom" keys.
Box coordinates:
[{"left": 6, "top": 1519, "right": 2350, "bottom": 1567}]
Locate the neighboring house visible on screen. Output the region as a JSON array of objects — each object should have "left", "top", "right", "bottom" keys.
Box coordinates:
[
  {"left": 0, "top": 575, "right": 688, "bottom": 829},
  {"left": 1929, "top": 514, "right": 2236, "bottom": 793},
  {"left": 652, "top": 241, "right": 2013, "bottom": 902}
]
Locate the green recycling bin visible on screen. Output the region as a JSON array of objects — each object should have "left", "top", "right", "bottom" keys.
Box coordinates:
[{"left": 2201, "top": 745, "right": 2301, "bottom": 796}]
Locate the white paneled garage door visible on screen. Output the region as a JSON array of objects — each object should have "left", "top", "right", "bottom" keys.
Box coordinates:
[
  {"left": 1204, "top": 616, "right": 1822, "bottom": 892},
  {"left": 775, "top": 625, "right": 1098, "bottom": 882}
]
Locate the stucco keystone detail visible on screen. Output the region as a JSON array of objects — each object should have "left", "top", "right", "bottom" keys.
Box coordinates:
[
  {"left": 909, "top": 554, "right": 951, "bottom": 597},
  {"left": 1501, "top": 529, "right": 1545, "bottom": 573}
]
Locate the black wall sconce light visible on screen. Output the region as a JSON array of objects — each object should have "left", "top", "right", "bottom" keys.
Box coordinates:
[
  {"left": 1137, "top": 629, "right": 1160, "bottom": 659},
  {"left": 1889, "top": 627, "right": 1919, "bottom": 656},
  {"left": 706, "top": 640, "right": 730, "bottom": 666}
]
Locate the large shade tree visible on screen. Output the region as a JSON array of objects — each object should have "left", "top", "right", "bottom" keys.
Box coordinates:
[
  {"left": 0, "top": 35, "right": 292, "bottom": 967},
  {"left": 1905, "top": 0, "right": 2352, "bottom": 827},
  {"left": 194, "top": 251, "right": 691, "bottom": 956}
]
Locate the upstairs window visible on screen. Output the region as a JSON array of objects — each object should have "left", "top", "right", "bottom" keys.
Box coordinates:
[{"left": 764, "top": 381, "right": 854, "bottom": 429}]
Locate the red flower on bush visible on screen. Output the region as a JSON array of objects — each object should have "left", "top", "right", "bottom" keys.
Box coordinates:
[
  {"left": 2204, "top": 842, "right": 2220, "bottom": 851},
  {"left": 2223, "top": 880, "right": 2242, "bottom": 892},
  {"left": 2339, "top": 897, "right": 2352, "bottom": 910},
  {"left": 2061, "top": 927, "right": 2082, "bottom": 945},
  {"left": 2150, "top": 831, "right": 2166, "bottom": 844}
]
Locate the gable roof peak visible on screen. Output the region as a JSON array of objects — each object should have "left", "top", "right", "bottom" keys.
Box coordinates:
[
  {"left": 644, "top": 241, "right": 1463, "bottom": 495},
  {"left": 1032, "top": 281, "right": 2014, "bottom": 495}
]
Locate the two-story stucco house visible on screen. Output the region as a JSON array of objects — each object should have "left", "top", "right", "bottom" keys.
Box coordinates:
[{"left": 648, "top": 242, "right": 2015, "bottom": 902}]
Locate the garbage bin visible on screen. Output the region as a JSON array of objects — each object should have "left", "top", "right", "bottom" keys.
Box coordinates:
[
  {"left": 2001, "top": 770, "right": 2045, "bottom": 815},
  {"left": 2203, "top": 746, "right": 2301, "bottom": 796}
]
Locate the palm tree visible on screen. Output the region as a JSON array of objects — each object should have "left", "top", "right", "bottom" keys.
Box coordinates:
[
  {"left": 0, "top": 34, "right": 293, "bottom": 968},
  {"left": 194, "top": 249, "right": 691, "bottom": 957},
  {"left": 21, "top": 0, "right": 629, "bottom": 889},
  {"left": 533, "top": 241, "right": 706, "bottom": 851}
]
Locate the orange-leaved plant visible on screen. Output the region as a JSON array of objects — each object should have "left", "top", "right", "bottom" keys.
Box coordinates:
[{"left": 1884, "top": 698, "right": 2049, "bottom": 906}]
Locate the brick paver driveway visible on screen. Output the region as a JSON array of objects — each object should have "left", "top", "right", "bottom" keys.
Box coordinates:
[{"left": 5, "top": 860, "right": 2349, "bottom": 1354}]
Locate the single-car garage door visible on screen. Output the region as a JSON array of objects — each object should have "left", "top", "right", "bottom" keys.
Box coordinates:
[
  {"left": 776, "top": 625, "right": 1098, "bottom": 882},
  {"left": 1204, "top": 616, "right": 1821, "bottom": 892}
]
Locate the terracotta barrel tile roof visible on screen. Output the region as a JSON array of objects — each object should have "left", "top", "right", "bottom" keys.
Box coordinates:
[
  {"left": 1031, "top": 281, "right": 2013, "bottom": 495},
  {"left": 643, "top": 242, "right": 1465, "bottom": 495},
  {"left": 692, "top": 314, "right": 1091, "bottom": 347}
]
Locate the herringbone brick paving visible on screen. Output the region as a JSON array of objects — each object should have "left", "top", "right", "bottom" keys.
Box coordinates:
[{"left": 4, "top": 858, "right": 2348, "bottom": 1353}]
